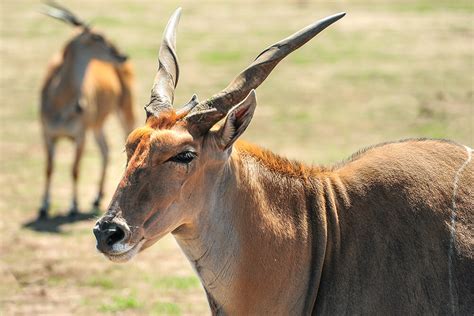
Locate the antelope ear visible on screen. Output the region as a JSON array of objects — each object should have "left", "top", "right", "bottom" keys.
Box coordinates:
[{"left": 215, "top": 90, "right": 257, "bottom": 150}]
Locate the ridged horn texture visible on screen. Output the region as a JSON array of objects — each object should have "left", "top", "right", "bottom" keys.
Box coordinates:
[
  {"left": 41, "top": 1, "right": 87, "bottom": 28},
  {"left": 145, "top": 8, "right": 182, "bottom": 118},
  {"left": 186, "top": 12, "right": 346, "bottom": 132}
]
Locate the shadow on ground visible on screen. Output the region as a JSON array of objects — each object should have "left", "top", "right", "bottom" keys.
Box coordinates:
[{"left": 22, "top": 208, "right": 100, "bottom": 233}]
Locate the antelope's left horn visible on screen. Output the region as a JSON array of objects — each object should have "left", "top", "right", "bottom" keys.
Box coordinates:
[{"left": 145, "top": 8, "right": 182, "bottom": 118}]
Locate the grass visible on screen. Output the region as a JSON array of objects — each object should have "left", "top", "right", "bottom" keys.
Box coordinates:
[
  {"left": 127, "top": 45, "right": 159, "bottom": 59},
  {"left": 412, "top": 120, "right": 449, "bottom": 138},
  {"left": 153, "top": 276, "right": 201, "bottom": 291},
  {"left": 92, "top": 16, "right": 123, "bottom": 27},
  {"left": 387, "top": 1, "right": 473, "bottom": 13},
  {"left": 84, "top": 276, "right": 117, "bottom": 290},
  {"left": 199, "top": 50, "right": 245, "bottom": 65},
  {"left": 152, "top": 302, "right": 181, "bottom": 315},
  {"left": 336, "top": 69, "right": 401, "bottom": 85},
  {"left": 1, "top": 0, "right": 472, "bottom": 315},
  {"left": 99, "top": 294, "right": 142, "bottom": 313}
]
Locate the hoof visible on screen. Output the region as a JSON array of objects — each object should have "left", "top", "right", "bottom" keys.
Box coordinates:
[
  {"left": 92, "top": 198, "right": 100, "bottom": 208},
  {"left": 38, "top": 208, "right": 48, "bottom": 221},
  {"left": 68, "top": 203, "right": 79, "bottom": 218},
  {"left": 68, "top": 209, "right": 79, "bottom": 219},
  {"left": 92, "top": 193, "right": 102, "bottom": 209}
]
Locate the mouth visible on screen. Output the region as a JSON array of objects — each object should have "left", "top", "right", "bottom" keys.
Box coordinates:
[{"left": 102, "top": 238, "right": 146, "bottom": 263}]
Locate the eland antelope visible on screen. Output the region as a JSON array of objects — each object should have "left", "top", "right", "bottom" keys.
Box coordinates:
[
  {"left": 94, "top": 8, "right": 473, "bottom": 315},
  {"left": 39, "top": 3, "right": 135, "bottom": 219}
]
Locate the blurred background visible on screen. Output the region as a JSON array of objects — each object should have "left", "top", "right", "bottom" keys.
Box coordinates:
[{"left": 0, "top": 0, "right": 472, "bottom": 314}]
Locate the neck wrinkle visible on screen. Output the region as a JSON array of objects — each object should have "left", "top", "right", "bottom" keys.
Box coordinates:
[
  {"left": 174, "top": 158, "right": 241, "bottom": 313},
  {"left": 310, "top": 174, "right": 343, "bottom": 312}
]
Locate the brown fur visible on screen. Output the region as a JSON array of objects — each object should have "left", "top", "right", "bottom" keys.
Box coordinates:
[{"left": 227, "top": 139, "right": 473, "bottom": 314}]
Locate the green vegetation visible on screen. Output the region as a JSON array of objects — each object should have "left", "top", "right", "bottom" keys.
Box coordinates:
[
  {"left": 152, "top": 302, "right": 181, "bottom": 315},
  {"left": 386, "top": 1, "right": 473, "bottom": 13},
  {"left": 93, "top": 16, "right": 123, "bottom": 27},
  {"left": 199, "top": 50, "right": 245, "bottom": 65},
  {"left": 85, "top": 276, "right": 117, "bottom": 290},
  {"left": 99, "top": 295, "right": 142, "bottom": 313},
  {"left": 153, "top": 276, "right": 200, "bottom": 290}
]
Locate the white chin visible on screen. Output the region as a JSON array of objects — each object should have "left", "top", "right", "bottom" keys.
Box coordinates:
[{"left": 105, "top": 239, "right": 145, "bottom": 263}]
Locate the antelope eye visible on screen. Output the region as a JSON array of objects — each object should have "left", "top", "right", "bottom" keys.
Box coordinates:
[{"left": 168, "top": 151, "right": 197, "bottom": 164}]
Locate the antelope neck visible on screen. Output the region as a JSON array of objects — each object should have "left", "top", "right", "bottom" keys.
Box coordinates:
[
  {"left": 174, "top": 146, "right": 339, "bottom": 314},
  {"left": 50, "top": 46, "right": 92, "bottom": 109}
]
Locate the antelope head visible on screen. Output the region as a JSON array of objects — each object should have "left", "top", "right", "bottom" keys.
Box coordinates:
[
  {"left": 42, "top": 1, "right": 128, "bottom": 64},
  {"left": 93, "top": 8, "right": 345, "bottom": 262}
]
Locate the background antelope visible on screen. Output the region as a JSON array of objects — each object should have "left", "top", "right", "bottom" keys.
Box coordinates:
[
  {"left": 39, "top": 2, "right": 135, "bottom": 219},
  {"left": 93, "top": 8, "right": 473, "bottom": 314}
]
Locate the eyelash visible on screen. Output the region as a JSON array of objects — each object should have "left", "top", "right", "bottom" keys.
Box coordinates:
[{"left": 167, "top": 151, "right": 197, "bottom": 164}]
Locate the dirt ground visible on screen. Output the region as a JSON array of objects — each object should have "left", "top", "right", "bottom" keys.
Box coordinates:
[{"left": 0, "top": 0, "right": 472, "bottom": 315}]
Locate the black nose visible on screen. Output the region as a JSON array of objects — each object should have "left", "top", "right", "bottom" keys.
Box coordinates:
[{"left": 93, "top": 221, "right": 126, "bottom": 253}]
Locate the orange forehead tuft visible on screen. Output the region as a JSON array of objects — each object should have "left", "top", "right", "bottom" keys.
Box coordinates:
[
  {"left": 146, "top": 111, "right": 179, "bottom": 130},
  {"left": 127, "top": 111, "right": 188, "bottom": 145},
  {"left": 126, "top": 127, "right": 153, "bottom": 145}
]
